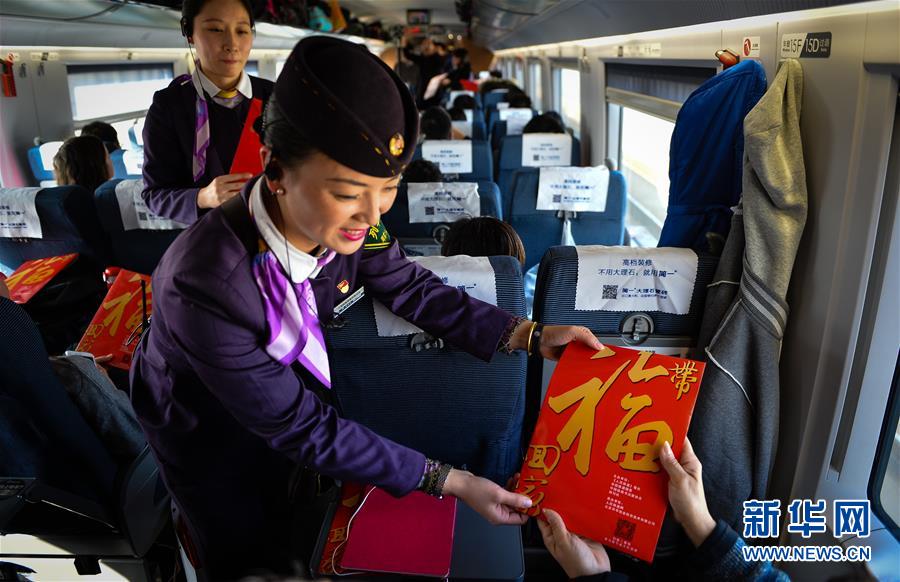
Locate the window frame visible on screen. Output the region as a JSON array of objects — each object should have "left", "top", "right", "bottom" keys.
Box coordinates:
[
  {"left": 66, "top": 62, "right": 174, "bottom": 123},
  {"left": 868, "top": 353, "right": 900, "bottom": 541},
  {"left": 527, "top": 58, "right": 543, "bottom": 112},
  {"left": 551, "top": 60, "right": 581, "bottom": 138}
]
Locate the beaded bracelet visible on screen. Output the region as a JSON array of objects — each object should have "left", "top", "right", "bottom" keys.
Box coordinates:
[
  {"left": 418, "top": 458, "right": 453, "bottom": 498},
  {"left": 498, "top": 316, "right": 527, "bottom": 355}
]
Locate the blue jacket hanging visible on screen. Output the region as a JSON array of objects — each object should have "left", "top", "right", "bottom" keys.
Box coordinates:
[{"left": 658, "top": 60, "right": 767, "bottom": 251}]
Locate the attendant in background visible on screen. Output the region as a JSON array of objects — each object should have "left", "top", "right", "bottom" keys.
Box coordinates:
[
  {"left": 401, "top": 33, "right": 445, "bottom": 108},
  {"left": 442, "top": 217, "right": 526, "bottom": 267},
  {"left": 80, "top": 121, "right": 121, "bottom": 154},
  {"left": 52, "top": 136, "right": 113, "bottom": 193},
  {"left": 442, "top": 48, "right": 472, "bottom": 89},
  {"left": 141, "top": 0, "right": 274, "bottom": 224}
]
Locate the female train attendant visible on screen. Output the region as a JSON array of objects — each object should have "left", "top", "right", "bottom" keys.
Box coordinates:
[
  {"left": 141, "top": 0, "right": 273, "bottom": 224},
  {"left": 131, "top": 36, "right": 601, "bottom": 578}
]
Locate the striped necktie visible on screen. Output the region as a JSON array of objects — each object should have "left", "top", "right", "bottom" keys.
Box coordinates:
[{"left": 189, "top": 67, "right": 247, "bottom": 181}]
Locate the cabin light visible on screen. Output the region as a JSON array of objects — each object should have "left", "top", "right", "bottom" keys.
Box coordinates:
[{"left": 456, "top": 35, "right": 462, "bottom": 41}]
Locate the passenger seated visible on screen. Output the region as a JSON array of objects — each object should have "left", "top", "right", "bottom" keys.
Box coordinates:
[
  {"left": 402, "top": 159, "right": 444, "bottom": 184},
  {"left": 52, "top": 135, "right": 114, "bottom": 193},
  {"left": 523, "top": 113, "right": 567, "bottom": 134},
  {"left": 420, "top": 105, "right": 465, "bottom": 140},
  {"left": 80, "top": 120, "right": 121, "bottom": 154},
  {"left": 507, "top": 90, "right": 533, "bottom": 110},
  {"left": 0, "top": 279, "right": 146, "bottom": 465},
  {"left": 448, "top": 106, "right": 467, "bottom": 121},
  {"left": 538, "top": 438, "right": 788, "bottom": 581},
  {"left": 453, "top": 94, "right": 478, "bottom": 111},
  {"left": 441, "top": 217, "right": 526, "bottom": 267}
]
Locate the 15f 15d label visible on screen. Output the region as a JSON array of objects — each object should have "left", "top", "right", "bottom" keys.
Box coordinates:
[{"left": 781, "top": 32, "right": 832, "bottom": 58}]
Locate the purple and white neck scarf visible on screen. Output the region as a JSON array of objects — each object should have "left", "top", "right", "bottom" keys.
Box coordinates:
[
  {"left": 187, "top": 66, "right": 247, "bottom": 181},
  {"left": 252, "top": 243, "right": 337, "bottom": 387}
]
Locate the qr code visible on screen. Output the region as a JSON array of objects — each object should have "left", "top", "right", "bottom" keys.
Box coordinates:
[
  {"left": 137, "top": 212, "right": 148, "bottom": 221},
  {"left": 615, "top": 518, "right": 636, "bottom": 541},
  {"left": 533, "top": 154, "right": 540, "bottom": 161},
  {"left": 602, "top": 285, "right": 618, "bottom": 299},
  {"left": 552, "top": 194, "right": 561, "bottom": 203},
  {"left": 425, "top": 206, "right": 435, "bottom": 215}
]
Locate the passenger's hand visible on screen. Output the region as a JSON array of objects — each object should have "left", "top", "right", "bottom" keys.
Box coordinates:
[
  {"left": 197, "top": 173, "right": 252, "bottom": 209},
  {"left": 537, "top": 509, "right": 611, "bottom": 578},
  {"left": 93, "top": 354, "right": 114, "bottom": 380},
  {"left": 443, "top": 469, "right": 531, "bottom": 526},
  {"left": 660, "top": 438, "right": 716, "bottom": 547}
]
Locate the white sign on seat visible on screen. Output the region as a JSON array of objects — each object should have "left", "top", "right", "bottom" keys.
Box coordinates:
[
  {"left": 407, "top": 182, "right": 480, "bottom": 224},
  {"left": 38, "top": 142, "right": 64, "bottom": 173},
  {"left": 421, "top": 140, "right": 473, "bottom": 174},
  {"left": 463, "top": 109, "right": 474, "bottom": 123},
  {"left": 0, "top": 187, "right": 43, "bottom": 238},
  {"left": 452, "top": 120, "right": 472, "bottom": 138},
  {"left": 499, "top": 108, "right": 534, "bottom": 136},
  {"left": 537, "top": 166, "right": 610, "bottom": 212},
  {"left": 574, "top": 246, "right": 698, "bottom": 315},
  {"left": 373, "top": 255, "right": 498, "bottom": 337},
  {"left": 449, "top": 90, "right": 475, "bottom": 104},
  {"left": 114, "top": 180, "right": 187, "bottom": 231},
  {"left": 522, "top": 133, "right": 573, "bottom": 167}
]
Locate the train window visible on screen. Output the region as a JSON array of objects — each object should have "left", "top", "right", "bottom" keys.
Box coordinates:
[
  {"left": 553, "top": 65, "right": 580, "bottom": 138},
  {"left": 245, "top": 60, "right": 259, "bottom": 77},
  {"left": 614, "top": 105, "right": 675, "bottom": 246},
  {"left": 512, "top": 59, "right": 524, "bottom": 88},
  {"left": 528, "top": 61, "right": 543, "bottom": 111},
  {"left": 275, "top": 59, "right": 286, "bottom": 79},
  {"left": 870, "top": 354, "right": 900, "bottom": 538},
  {"left": 66, "top": 63, "right": 173, "bottom": 121}
]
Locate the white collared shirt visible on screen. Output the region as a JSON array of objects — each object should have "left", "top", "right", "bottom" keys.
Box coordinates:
[
  {"left": 249, "top": 179, "right": 327, "bottom": 283},
  {"left": 194, "top": 65, "right": 253, "bottom": 100}
]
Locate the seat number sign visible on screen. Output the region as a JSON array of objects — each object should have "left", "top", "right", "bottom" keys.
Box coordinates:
[{"left": 780, "top": 32, "right": 832, "bottom": 58}]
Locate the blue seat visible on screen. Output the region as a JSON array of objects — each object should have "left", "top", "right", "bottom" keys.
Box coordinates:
[
  {"left": 109, "top": 149, "right": 136, "bottom": 179},
  {"left": 94, "top": 179, "right": 184, "bottom": 275},
  {"left": 471, "top": 118, "right": 487, "bottom": 141},
  {"left": 413, "top": 140, "right": 493, "bottom": 183},
  {"left": 0, "top": 185, "right": 110, "bottom": 273},
  {"left": 482, "top": 90, "right": 508, "bottom": 110},
  {"left": 497, "top": 134, "right": 581, "bottom": 213},
  {"left": 326, "top": 256, "right": 527, "bottom": 484},
  {"left": 506, "top": 168, "right": 626, "bottom": 270},
  {"left": 0, "top": 296, "right": 170, "bottom": 572},
  {"left": 27, "top": 147, "right": 54, "bottom": 184},
  {"left": 382, "top": 180, "right": 503, "bottom": 241}
]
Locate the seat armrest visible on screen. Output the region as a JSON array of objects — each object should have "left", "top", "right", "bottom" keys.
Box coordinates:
[{"left": 0, "top": 477, "right": 115, "bottom": 531}]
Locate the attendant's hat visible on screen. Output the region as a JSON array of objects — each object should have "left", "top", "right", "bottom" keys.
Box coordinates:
[{"left": 273, "top": 36, "right": 419, "bottom": 177}]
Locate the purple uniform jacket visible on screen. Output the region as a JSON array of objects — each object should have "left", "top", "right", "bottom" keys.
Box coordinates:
[
  {"left": 141, "top": 75, "right": 274, "bottom": 225},
  {"left": 130, "top": 179, "right": 513, "bottom": 576}
]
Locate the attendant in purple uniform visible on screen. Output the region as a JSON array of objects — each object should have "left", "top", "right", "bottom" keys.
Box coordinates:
[
  {"left": 141, "top": 0, "right": 273, "bottom": 224},
  {"left": 131, "top": 36, "right": 601, "bottom": 579}
]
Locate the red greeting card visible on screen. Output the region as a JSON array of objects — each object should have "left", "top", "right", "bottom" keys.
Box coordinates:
[
  {"left": 75, "top": 270, "right": 152, "bottom": 370},
  {"left": 515, "top": 342, "right": 705, "bottom": 562},
  {"left": 318, "top": 482, "right": 367, "bottom": 576},
  {"left": 229, "top": 97, "right": 264, "bottom": 176},
  {"left": 5, "top": 253, "right": 78, "bottom": 303}
]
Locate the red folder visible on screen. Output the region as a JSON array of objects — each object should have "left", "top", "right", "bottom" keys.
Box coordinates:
[
  {"left": 339, "top": 487, "right": 457, "bottom": 577},
  {"left": 228, "top": 97, "right": 264, "bottom": 176}
]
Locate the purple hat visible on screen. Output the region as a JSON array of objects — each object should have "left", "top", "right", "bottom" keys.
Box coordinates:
[{"left": 274, "top": 36, "right": 419, "bottom": 177}]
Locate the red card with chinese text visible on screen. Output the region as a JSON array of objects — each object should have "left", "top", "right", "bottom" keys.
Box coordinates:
[
  {"left": 515, "top": 342, "right": 705, "bottom": 562},
  {"left": 75, "top": 270, "right": 152, "bottom": 370},
  {"left": 318, "top": 482, "right": 367, "bottom": 576},
  {"left": 5, "top": 253, "right": 78, "bottom": 304},
  {"left": 229, "top": 97, "right": 264, "bottom": 176}
]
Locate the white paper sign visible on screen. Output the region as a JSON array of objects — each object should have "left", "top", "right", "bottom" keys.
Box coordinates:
[
  {"left": 38, "top": 141, "right": 63, "bottom": 173},
  {"left": 407, "top": 182, "right": 480, "bottom": 223},
  {"left": 114, "top": 180, "right": 187, "bottom": 231},
  {"left": 575, "top": 246, "right": 698, "bottom": 315},
  {"left": 496, "top": 102, "right": 511, "bottom": 110},
  {"left": 463, "top": 109, "right": 474, "bottom": 123},
  {"left": 537, "top": 166, "right": 609, "bottom": 212},
  {"left": 452, "top": 120, "right": 472, "bottom": 138},
  {"left": 499, "top": 108, "right": 533, "bottom": 136},
  {"left": 449, "top": 90, "right": 475, "bottom": 104},
  {"left": 522, "top": 133, "right": 573, "bottom": 167},
  {"left": 421, "top": 140, "right": 473, "bottom": 174},
  {"left": 0, "top": 187, "right": 42, "bottom": 238},
  {"left": 374, "top": 255, "right": 498, "bottom": 337}
]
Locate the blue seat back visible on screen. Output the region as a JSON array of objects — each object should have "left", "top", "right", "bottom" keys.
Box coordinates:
[
  {"left": 471, "top": 119, "right": 487, "bottom": 141},
  {"left": 326, "top": 256, "right": 527, "bottom": 484},
  {"left": 506, "top": 169, "right": 564, "bottom": 271},
  {"left": 482, "top": 91, "right": 508, "bottom": 110},
  {"left": 497, "top": 134, "right": 581, "bottom": 214},
  {"left": 413, "top": 140, "right": 493, "bottom": 183},
  {"left": 94, "top": 179, "right": 184, "bottom": 275},
  {"left": 383, "top": 180, "right": 503, "bottom": 241},
  {"left": 0, "top": 185, "right": 110, "bottom": 273},
  {"left": 109, "top": 149, "right": 131, "bottom": 179},
  {"left": 27, "top": 147, "right": 54, "bottom": 183},
  {"left": 568, "top": 170, "right": 628, "bottom": 247}
]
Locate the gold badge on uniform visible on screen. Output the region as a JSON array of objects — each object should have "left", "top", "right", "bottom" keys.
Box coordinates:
[
  {"left": 337, "top": 279, "right": 350, "bottom": 294},
  {"left": 388, "top": 133, "right": 404, "bottom": 157}
]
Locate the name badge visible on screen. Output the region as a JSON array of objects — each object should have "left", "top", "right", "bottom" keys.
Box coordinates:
[
  {"left": 522, "top": 133, "right": 573, "bottom": 167},
  {"left": 421, "top": 140, "right": 473, "bottom": 174},
  {"left": 537, "top": 166, "right": 610, "bottom": 212},
  {"left": 115, "top": 179, "right": 188, "bottom": 231},
  {"left": 407, "top": 182, "right": 481, "bottom": 224},
  {"left": 0, "top": 187, "right": 43, "bottom": 239}
]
